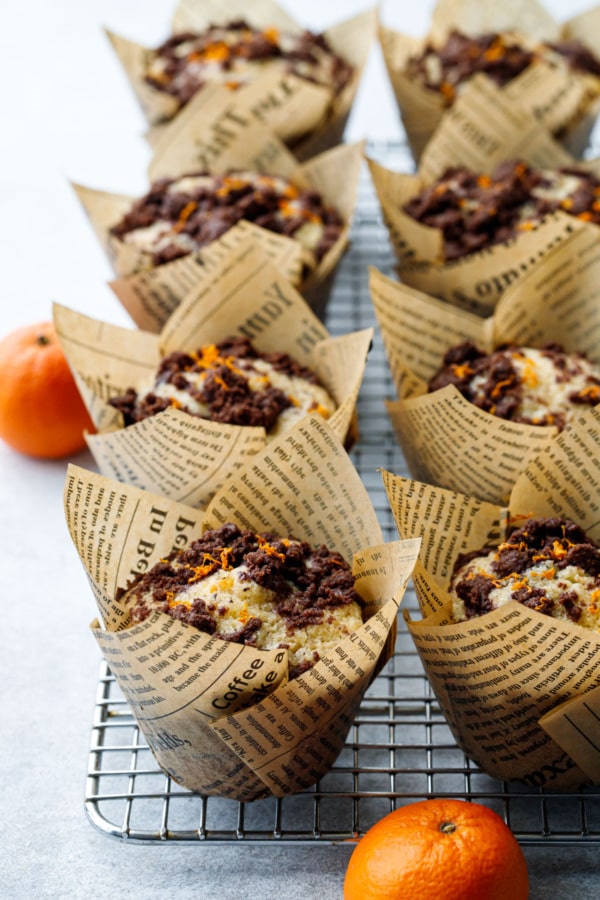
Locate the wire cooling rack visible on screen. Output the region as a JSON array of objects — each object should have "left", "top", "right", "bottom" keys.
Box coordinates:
[{"left": 86, "top": 140, "right": 600, "bottom": 844}]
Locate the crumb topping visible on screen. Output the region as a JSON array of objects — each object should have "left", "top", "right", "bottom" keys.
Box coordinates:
[
  {"left": 403, "top": 160, "right": 600, "bottom": 261},
  {"left": 118, "top": 522, "right": 363, "bottom": 678},
  {"left": 107, "top": 335, "right": 336, "bottom": 435},
  {"left": 428, "top": 342, "right": 600, "bottom": 430},
  {"left": 450, "top": 516, "right": 600, "bottom": 626},
  {"left": 144, "top": 20, "right": 354, "bottom": 112},
  {"left": 407, "top": 30, "right": 600, "bottom": 106},
  {"left": 109, "top": 170, "right": 343, "bottom": 268}
]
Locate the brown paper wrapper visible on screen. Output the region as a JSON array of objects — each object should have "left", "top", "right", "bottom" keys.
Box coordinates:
[
  {"left": 107, "top": 0, "right": 375, "bottom": 161},
  {"left": 379, "top": 0, "right": 600, "bottom": 161},
  {"left": 381, "top": 411, "right": 600, "bottom": 790},
  {"left": 73, "top": 138, "right": 362, "bottom": 328},
  {"left": 54, "top": 238, "right": 372, "bottom": 502},
  {"left": 369, "top": 224, "right": 600, "bottom": 505},
  {"left": 368, "top": 75, "right": 599, "bottom": 314},
  {"left": 64, "top": 415, "right": 420, "bottom": 799}
]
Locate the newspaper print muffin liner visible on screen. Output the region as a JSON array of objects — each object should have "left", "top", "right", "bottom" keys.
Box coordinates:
[
  {"left": 369, "top": 224, "right": 600, "bottom": 506},
  {"left": 64, "top": 415, "right": 420, "bottom": 800},
  {"left": 379, "top": 0, "right": 600, "bottom": 161},
  {"left": 54, "top": 238, "right": 373, "bottom": 507},
  {"left": 381, "top": 409, "right": 600, "bottom": 791},
  {"left": 106, "top": 0, "right": 376, "bottom": 161},
  {"left": 367, "top": 75, "right": 600, "bottom": 315},
  {"left": 73, "top": 135, "right": 363, "bottom": 331}
]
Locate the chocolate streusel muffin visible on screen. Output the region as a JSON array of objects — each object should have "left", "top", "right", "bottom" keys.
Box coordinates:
[
  {"left": 450, "top": 516, "right": 600, "bottom": 627},
  {"left": 108, "top": 335, "right": 336, "bottom": 436},
  {"left": 144, "top": 20, "right": 354, "bottom": 113},
  {"left": 428, "top": 342, "right": 600, "bottom": 430},
  {"left": 119, "top": 522, "right": 364, "bottom": 679},
  {"left": 406, "top": 30, "right": 600, "bottom": 107},
  {"left": 109, "top": 170, "right": 343, "bottom": 269},
  {"left": 403, "top": 160, "right": 600, "bottom": 261}
]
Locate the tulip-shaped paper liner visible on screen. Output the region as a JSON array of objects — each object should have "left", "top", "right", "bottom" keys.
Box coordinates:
[
  {"left": 369, "top": 224, "right": 600, "bottom": 505},
  {"left": 54, "top": 239, "right": 372, "bottom": 506},
  {"left": 381, "top": 413, "right": 600, "bottom": 790},
  {"left": 367, "top": 75, "right": 600, "bottom": 315},
  {"left": 65, "top": 415, "right": 420, "bottom": 799},
  {"left": 106, "top": 0, "right": 376, "bottom": 161},
  {"left": 379, "top": 0, "right": 600, "bottom": 161},
  {"left": 73, "top": 135, "right": 363, "bottom": 330}
]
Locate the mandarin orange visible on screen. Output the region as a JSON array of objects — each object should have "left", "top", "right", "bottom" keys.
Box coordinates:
[
  {"left": 0, "top": 321, "right": 94, "bottom": 459},
  {"left": 344, "top": 798, "right": 529, "bottom": 900}
]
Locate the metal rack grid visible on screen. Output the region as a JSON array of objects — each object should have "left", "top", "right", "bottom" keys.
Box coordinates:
[{"left": 85, "top": 140, "right": 600, "bottom": 844}]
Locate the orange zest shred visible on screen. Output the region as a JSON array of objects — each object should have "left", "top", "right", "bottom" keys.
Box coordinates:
[
  {"left": 483, "top": 40, "right": 505, "bottom": 62},
  {"left": 578, "top": 211, "right": 594, "bottom": 221},
  {"left": 519, "top": 356, "right": 538, "bottom": 387},
  {"left": 551, "top": 540, "right": 568, "bottom": 558},
  {"left": 256, "top": 535, "right": 287, "bottom": 560},
  {"left": 510, "top": 576, "right": 528, "bottom": 592},
  {"left": 439, "top": 81, "right": 455, "bottom": 101},
  {"left": 491, "top": 376, "right": 515, "bottom": 399},
  {"left": 213, "top": 375, "right": 230, "bottom": 391},
  {"left": 577, "top": 385, "right": 600, "bottom": 400},
  {"left": 186, "top": 553, "right": 222, "bottom": 583},
  {"left": 167, "top": 589, "right": 191, "bottom": 609},
  {"left": 220, "top": 548, "right": 234, "bottom": 570},
  {"left": 263, "top": 27, "right": 279, "bottom": 43},
  {"left": 173, "top": 201, "right": 198, "bottom": 232},
  {"left": 477, "top": 175, "right": 492, "bottom": 188},
  {"left": 191, "top": 41, "right": 230, "bottom": 63},
  {"left": 451, "top": 363, "right": 473, "bottom": 379},
  {"left": 310, "top": 402, "right": 332, "bottom": 419}
]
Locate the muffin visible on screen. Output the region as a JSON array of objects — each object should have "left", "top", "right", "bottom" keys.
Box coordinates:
[
  {"left": 406, "top": 30, "right": 600, "bottom": 107},
  {"left": 118, "top": 521, "right": 364, "bottom": 679},
  {"left": 109, "top": 169, "right": 343, "bottom": 270},
  {"left": 428, "top": 342, "right": 600, "bottom": 430},
  {"left": 107, "top": 335, "right": 336, "bottom": 436},
  {"left": 403, "top": 160, "right": 600, "bottom": 261},
  {"left": 450, "top": 516, "right": 600, "bottom": 628},
  {"left": 144, "top": 20, "right": 354, "bottom": 117}
]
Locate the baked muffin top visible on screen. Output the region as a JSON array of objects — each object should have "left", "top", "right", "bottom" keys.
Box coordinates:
[
  {"left": 450, "top": 516, "right": 600, "bottom": 627},
  {"left": 110, "top": 170, "right": 343, "bottom": 269},
  {"left": 403, "top": 160, "right": 600, "bottom": 260},
  {"left": 119, "top": 522, "right": 363, "bottom": 678},
  {"left": 145, "top": 19, "right": 354, "bottom": 113},
  {"left": 108, "top": 335, "right": 336, "bottom": 437},
  {"left": 428, "top": 342, "right": 600, "bottom": 430},
  {"left": 406, "top": 30, "right": 600, "bottom": 106}
]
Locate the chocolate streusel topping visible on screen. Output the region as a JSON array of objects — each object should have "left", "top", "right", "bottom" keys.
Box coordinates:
[
  {"left": 403, "top": 160, "right": 600, "bottom": 261},
  {"left": 120, "top": 523, "right": 362, "bottom": 677},
  {"left": 428, "top": 341, "right": 600, "bottom": 430},
  {"left": 407, "top": 31, "right": 534, "bottom": 103},
  {"left": 144, "top": 20, "right": 353, "bottom": 111},
  {"left": 108, "top": 335, "right": 332, "bottom": 432},
  {"left": 450, "top": 517, "right": 600, "bottom": 622},
  {"left": 109, "top": 170, "right": 343, "bottom": 267},
  {"left": 407, "top": 30, "right": 600, "bottom": 106}
]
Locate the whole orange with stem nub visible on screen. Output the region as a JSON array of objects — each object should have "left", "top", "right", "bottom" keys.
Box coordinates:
[
  {"left": 0, "top": 321, "right": 95, "bottom": 459},
  {"left": 344, "top": 799, "right": 529, "bottom": 900}
]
